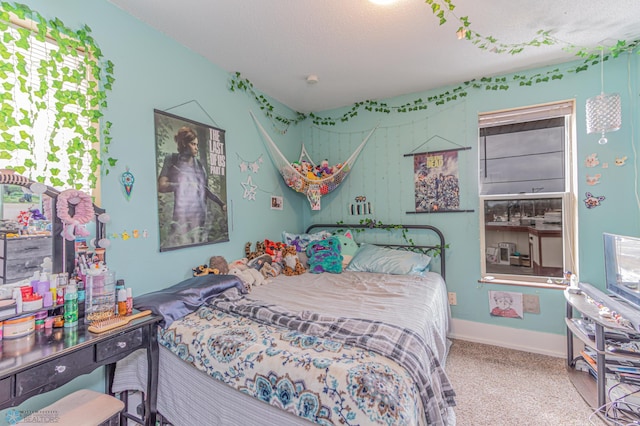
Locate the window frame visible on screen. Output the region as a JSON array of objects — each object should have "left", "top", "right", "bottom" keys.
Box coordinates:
[{"left": 478, "top": 100, "right": 578, "bottom": 286}]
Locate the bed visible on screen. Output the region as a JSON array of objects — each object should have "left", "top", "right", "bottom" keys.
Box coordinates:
[{"left": 112, "top": 223, "right": 456, "bottom": 425}]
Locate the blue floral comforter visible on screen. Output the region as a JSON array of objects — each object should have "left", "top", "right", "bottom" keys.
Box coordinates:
[{"left": 158, "top": 288, "right": 456, "bottom": 425}]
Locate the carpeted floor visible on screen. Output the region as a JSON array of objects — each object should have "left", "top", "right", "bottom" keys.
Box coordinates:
[{"left": 446, "top": 339, "right": 607, "bottom": 425}]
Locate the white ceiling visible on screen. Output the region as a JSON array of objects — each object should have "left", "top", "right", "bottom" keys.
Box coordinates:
[{"left": 107, "top": 0, "right": 640, "bottom": 113}]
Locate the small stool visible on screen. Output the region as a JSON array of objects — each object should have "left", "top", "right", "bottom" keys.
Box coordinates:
[{"left": 18, "top": 389, "right": 125, "bottom": 426}]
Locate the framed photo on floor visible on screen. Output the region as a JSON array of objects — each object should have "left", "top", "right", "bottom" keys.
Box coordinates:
[{"left": 154, "top": 109, "right": 229, "bottom": 252}]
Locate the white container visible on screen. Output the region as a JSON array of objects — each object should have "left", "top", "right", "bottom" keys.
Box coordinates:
[{"left": 3, "top": 314, "right": 35, "bottom": 339}]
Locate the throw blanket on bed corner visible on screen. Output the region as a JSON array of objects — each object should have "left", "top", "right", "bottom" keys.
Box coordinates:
[{"left": 209, "top": 288, "right": 456, "bottom": 425}]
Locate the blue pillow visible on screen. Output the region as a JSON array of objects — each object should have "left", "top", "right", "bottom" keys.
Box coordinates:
[{"left": 345, "top": 243, "right": 431, "bottom": 276}]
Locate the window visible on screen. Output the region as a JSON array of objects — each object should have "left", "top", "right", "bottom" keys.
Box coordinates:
[
  {"left": 478, "top": 101, "right": 577, "bottom": 284},
  {"left": 0, "top": 7, "right": 107, "bottom": 193}
]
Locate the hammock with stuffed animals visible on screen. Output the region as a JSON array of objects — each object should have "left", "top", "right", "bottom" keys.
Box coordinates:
[{"left": 250, "top": 111, "right": 377, "bottom": 209}]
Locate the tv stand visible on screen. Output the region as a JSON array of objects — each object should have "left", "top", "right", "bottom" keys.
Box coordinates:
[{"left": 565, "top": 284, "right": 640, "bottom": 423}]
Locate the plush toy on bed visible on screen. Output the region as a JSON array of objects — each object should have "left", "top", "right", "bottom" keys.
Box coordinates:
[
  {"left": 208, "top": 256, "right": 229, "bottom": 274},
  {"left": 306, "top": 236, "right": 343, "bottom": 274},
  {"left": 264, "top": 239, "right": 286, "bottom": 263},
  {"left": 334, "top": 230, "right": 359, "bottom": 268},
  {"left": 245, "top": 241, "right": 266, "bottom": 261},
  {"left": 282, "top": 245, "right": 306, "bottom": 276},
  {"left": 192, "top": 265, "right": 220, "bottom": 277}
]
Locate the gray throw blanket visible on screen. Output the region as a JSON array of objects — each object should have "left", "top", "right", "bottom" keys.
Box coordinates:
[{"left": 209, "top": 288, "right": 456, "bottom": 425}]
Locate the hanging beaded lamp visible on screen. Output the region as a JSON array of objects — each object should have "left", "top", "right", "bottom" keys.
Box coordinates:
[{"left": 586, "top": 49, "right": 621, "bottom": 144}]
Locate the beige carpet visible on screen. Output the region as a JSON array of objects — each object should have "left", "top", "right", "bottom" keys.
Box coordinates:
[{"left": 446, "top": 339, "right": 607, "bottom": 426}]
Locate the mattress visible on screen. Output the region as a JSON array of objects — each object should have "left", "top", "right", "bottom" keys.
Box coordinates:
[{"left": 113, "top": 271, "right": 455, "bottom": 425}]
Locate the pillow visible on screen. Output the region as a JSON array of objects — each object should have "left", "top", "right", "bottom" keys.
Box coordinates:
[
  {"left": 306, "top": 236, "right": 343, "bottom": 274},
  {"left": 345, "top": 243, "right": 431, "bottom": 276},
  {"left": 334, "top": 230, "right": 359, "bottom": 268},
  {"left": 282, "top": 230, "right": 332, "bottom": 253},
  {"left": 133, "top": 274, "right": 246, "bottom": 328}
]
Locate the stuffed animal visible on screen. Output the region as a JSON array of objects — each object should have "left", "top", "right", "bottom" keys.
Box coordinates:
[
  {"left": 229, "top": 258, "right": 249, "bottom": 269},
  {"left": 228, "top": 267, "right": 255, "bottom": 291},
  {"left": 245, "top": 241, "right": 266, "bottom": 261},
  {"left": 247, "top": 254, "right": 272, "bottom": 270},
  {"left": 193, "top": 265, "right": 220, "bottom": 277},
  {"left": 306, "top": 237, "right": 343, "bottom": 274},
  {"left": 282, "top": 245, "right": 305, "bottom": 276},
  {"left": 334, "top": 230, "right": 359, "bottom": 268},
  {"left": 264, "top": 239, "right": 286, "bottom": 263},
  {"left": 209, "top": 256, "right": 229, "bottom": 274},
  {"left": 318, "top": 159, "right": 332, "bottom": 177}
]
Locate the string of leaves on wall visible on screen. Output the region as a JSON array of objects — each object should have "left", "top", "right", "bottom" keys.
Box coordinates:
[
  {"left": 229, "top": 0, "right": 640, "bottom": 130},
  {"left": 0, "top": 2, "right": 116, "bottom": 189}
]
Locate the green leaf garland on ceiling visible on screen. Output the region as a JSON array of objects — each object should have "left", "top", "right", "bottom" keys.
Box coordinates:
[{"left": 230, "top": 0, "right": 640, "bottom": 130}]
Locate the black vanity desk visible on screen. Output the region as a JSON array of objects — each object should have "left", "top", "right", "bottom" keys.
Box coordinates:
[{"left": 0, "top": 313, "right": 160, "bottom": 425}]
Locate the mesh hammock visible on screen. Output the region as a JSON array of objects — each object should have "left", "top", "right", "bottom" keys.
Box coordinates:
[{"left": 251, "top": 111, "right": 377, "bottom": 209}]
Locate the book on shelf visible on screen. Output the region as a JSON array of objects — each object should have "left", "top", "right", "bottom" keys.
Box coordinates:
[
  {"left": 617, "top": 372, "right": 640, "bottom": 386},
  {"left": 582, "top": 347, "right": 640, "bottom": 379}
]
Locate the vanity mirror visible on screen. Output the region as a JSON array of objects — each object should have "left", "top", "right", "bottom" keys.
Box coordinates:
[{"left": 0, "top": 171, "right": 106, "bottom": 285}]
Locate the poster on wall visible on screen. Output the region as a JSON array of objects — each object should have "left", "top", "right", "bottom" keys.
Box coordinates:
[
  {"left": 489, "top": 290, "right": 524, "bottom": 319},
  {"left": 154, "top": 109, "right": 228, "bottom": 252},
  {"left": 413, "top": 149, "right": 461, "bottom": 212}
]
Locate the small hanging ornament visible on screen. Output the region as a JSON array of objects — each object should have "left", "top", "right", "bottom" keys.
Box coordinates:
[
  {"left": 121, "top": 167, "right": 135, "bottom": 200},
  {"left": 241, "top": 176, "right": 258, "bottom": 201}
]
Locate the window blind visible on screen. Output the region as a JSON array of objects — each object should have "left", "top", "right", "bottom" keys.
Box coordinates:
[{"left": 478, "top": 101, "right": 574, "bottom": 129}]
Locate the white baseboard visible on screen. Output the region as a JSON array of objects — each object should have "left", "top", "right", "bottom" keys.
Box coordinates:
[{"left": 448, "top": 318, "right": 568, "bottom": 358}]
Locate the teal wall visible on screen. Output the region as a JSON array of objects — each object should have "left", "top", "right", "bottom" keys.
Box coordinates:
[
  {"left": 5, "top": 0, "right": 640, "bottom": 417},
  {"left": 4, "top": 0, "right": 305, "bottom": 418},
  {"left": 304, "top": 52, "right": 639, "bottom": 337}
]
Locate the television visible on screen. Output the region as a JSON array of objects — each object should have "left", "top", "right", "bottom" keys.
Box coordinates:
[{"left": 604, "top": 232, "right": 640, "bottom": 309}]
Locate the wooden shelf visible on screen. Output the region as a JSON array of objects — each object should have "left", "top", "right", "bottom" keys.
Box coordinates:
[{"left": 567, "top": 367, "right": 598, "bottom": 409}]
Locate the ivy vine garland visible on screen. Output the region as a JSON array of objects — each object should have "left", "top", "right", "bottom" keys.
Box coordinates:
[
  {"left": 229, "top": 0, "right": 640, "bottom": 129},
  {"left": 0, "top": 1, "right": 117, "bottom": 189}
]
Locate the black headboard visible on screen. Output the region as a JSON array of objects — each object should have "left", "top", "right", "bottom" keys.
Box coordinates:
[{"left": 305, "top": 223, "right": 446, "bottom": 281}]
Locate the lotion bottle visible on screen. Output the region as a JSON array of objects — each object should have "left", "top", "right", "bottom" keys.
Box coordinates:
[
  {"left": 126, "top": 288, "right": 133, "bottom": 316},
  {"left": 117, "top": 289, "right": 127, "bottom": 316},
  {"left": 63, "top": 282, "right": 78, "bottom": 327}
]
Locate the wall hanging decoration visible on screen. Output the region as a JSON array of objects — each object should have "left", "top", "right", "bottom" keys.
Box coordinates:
[
  {"left": 56, "top": 189, "right": 94, "bottom": 241},
  {"left": 271, "top": 195, "right": 283, "bottom": 210},
  {"left": 154, "top": 109, "right": 229, "bottom": 252},
  {"left": 586, "top": 49, "right": 621, "bottom": 145},
  {"left": 489, "top": 290, "right": 524, "bottom": 319},
  {"left": 584, "top": 192, "right": 606, "bottom": 209},
  {"left": 584, "top": 153, "right": 600, "bottom": 168},
  {"left": 120, "top": 167, "right": 135, "bottom": 200},
  {"left": 615, "top": 156, "right": 628, "bottom": 166},
  {"left": 250, "top": 111, "right": 377, "bottom": 210},
  {"left": 586, "top": 174, "right": 602, "bottom": 186},
  {"left": 241, "top": 176, "right": 258, "bottom": 201},
  {"left": 349, "top": 195, "right": 372, "bottom": 216},
  {"left": 237, "top": 153, "right": 263, "bottom": 173},
  {"left": 404, "top": 135, "right": 474, "bottom": 214}
]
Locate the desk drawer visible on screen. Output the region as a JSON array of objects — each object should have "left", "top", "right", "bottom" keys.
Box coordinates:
[
  {"left": 15, "top": 346, "right": 94, "bottom": 397},
  {"left": 96, "top": 328, "right": 143, "bottom": 362},
  {"left": 0, "top": 377, "right": 11, "bottom": 405}
]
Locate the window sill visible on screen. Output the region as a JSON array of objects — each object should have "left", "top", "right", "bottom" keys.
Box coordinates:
[{"left": 478, "top": 277, "right": 567, "bottom": 290}]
